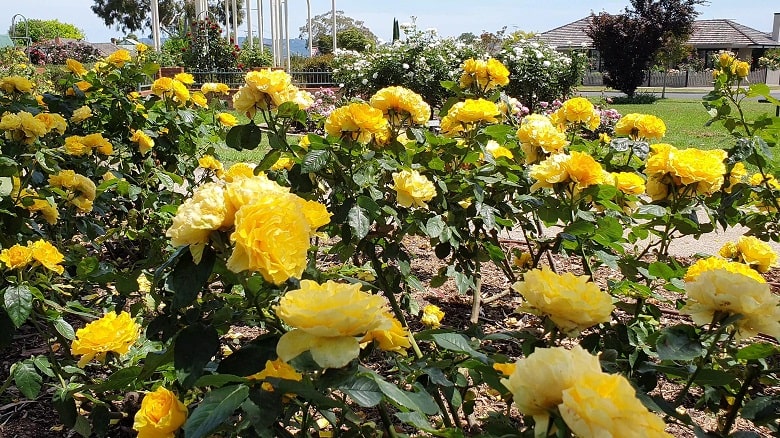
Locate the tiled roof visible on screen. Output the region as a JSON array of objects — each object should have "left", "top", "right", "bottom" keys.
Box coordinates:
[
  {"left": 689, "top": 19, "right": 780, "bottom": 48},
  {"left": 539, "top": 17, "right": 780, "bottom": 49}
]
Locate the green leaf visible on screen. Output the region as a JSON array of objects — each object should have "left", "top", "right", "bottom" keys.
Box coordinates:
[
  {"left": 194, "top": 374, "right": 247, "bottom": 387},
  {"left": 4, "top": 284, "right": 33, "bottom": 328},
  {"left": 152, "top": 168, "right": 176, "bottom": 192},
  {"left": 174, "top": 324, "right": 220, "bottom": 388},
  {"left": 54, "top": 389, "right": 77, "bottom": 428},
  {"left": 371, "top": 374, "right": 437, "bottom": 414},
  {"left": 693, "top": 369, "right": 737, "bottom": 386},
  {"left": 635, "top": 204, "right": 667, "bottom": 217},
  {"left": 12, "top": 361, "right": 42, "bottom": 399},
  {"left": 340, "top": 375, "right": 382, "bottom": 407},
  {"left": 84, "top": 366, "right": 142, "bottom": 392},
  {"left": 565, "top": 220, "right": 595, "bottom": 236},
  {"left": 300, "top": 149, "right": 329, "bottom": 173},
  {"left": 90, "top": 403, "right": 110, "bottom": 437},
  {"left": 225, "top": 124, "right": 262, "bottom": 150},
  {"left": 52, "top": 317, "right": 76, "bottom": 340},
  {"left": 648, "top": 262, "right": 676, "bottom": 281},
  {"left": 348, "top": 205, "right": 371, "bottom": 240},
  {"left": 183, "top": 384, "right": 249, "bottom": 438},
  {"left": 736, "top": 343, "right": 779, "bottom": 360},
  {"left": 0, "top": 176, "right": 12, "bottom": 197},
  {"left": 256, "top": 149, "right": 282, "bottom": 171},
  {"left": 138, "top": 349, "right": 174, "bottom": 381},
  {"left": 357, "top": 195, "right": 380, "bottom": 217},
  {"left": 167, "top": 247, "right": 216, "bottom": 310},
  {"left": 216, "top": 336, "right": 278, "bottom": 376},
  {"left": 429, "top": 333, "right": 487, "bottom": 363},
  {"left": 741, "top": 396, "right": 780, "bottom": 424},
  {"left": 426, "top": 216, "right": 446, "bottom": 239},
  {"left": 655, "top": 325, "right": 704, "bottom": 361}
]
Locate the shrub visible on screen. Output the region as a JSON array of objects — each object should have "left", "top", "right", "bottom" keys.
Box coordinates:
[
  {"left": 27, "top": 41, "right": 101, "bottom": 65},
  {"left": 610, "top": 91, "right": 660, "bottom": 104},
  {"left": 181, "top": 19, "right": 239, "bottom": 71},
  {"left": 238, "top": 46, "right": 272, "bottom": 69}
]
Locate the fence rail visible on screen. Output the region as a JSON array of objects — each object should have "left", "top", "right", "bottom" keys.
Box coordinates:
[{"left": 583, "top": 68, "right": 768, "bottom": 88}]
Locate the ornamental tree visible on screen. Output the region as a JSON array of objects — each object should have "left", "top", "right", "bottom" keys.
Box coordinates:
[
  {"left": 8, "top": 19, "right": 85, "bottom": 42},
  {"left": 587, "top": 0, "right": 704, "bottom": 97},
  {"left": 299, "top": 9, "right": 377, "bottom": 49},
  {"left": 90, "top": 0, "right": 244, "bottom": 34}
]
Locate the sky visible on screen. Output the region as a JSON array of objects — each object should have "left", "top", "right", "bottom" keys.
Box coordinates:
[{"left": 2, "top": 0, "right": 778, "bottom": 44}]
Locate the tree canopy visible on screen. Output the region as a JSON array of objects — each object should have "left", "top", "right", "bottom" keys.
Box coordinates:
[
  {"left": 587, "top": 0, "right": 706, "bottom": 97},
  {"left": 91, "top": 0, "right": 244, "bottom": 35},
  {"left": 299, "top": 10, "right": 377, "bottom": 48},
  {"left": 8, "top": 19, "right": 86, "bottom": 42}
]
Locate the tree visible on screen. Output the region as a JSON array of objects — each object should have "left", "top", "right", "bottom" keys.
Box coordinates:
[
  {"left": 587, "top": 0, "right": 705, "bottom": 97},
  {"left": 317, "top": 28, "right": 374, "bottom": 55},
  {"left": 90, "top": 0, "right": 243, "bottom": 35},
  {"left": 8, "top": 19, "right": 85, "bottom": 42},
  {"left": 299, "top": 10, "right": 376, "bottom": 49}
]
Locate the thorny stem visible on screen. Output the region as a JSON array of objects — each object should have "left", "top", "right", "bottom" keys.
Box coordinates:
[
  {"left": 378, "top": 401, "right": 400, "bottom": 438},
  {"left": 720, "top": 362, "right": 760, "bottom": 435}
]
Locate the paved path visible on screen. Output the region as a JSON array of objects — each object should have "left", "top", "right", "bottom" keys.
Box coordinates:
[{"left": 576, "top": 86, "right": 780, "bottom": 101}]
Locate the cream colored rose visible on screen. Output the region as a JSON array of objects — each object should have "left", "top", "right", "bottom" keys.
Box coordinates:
[{"left": 166, "top": 182, "right": 231, "bottom": 262}]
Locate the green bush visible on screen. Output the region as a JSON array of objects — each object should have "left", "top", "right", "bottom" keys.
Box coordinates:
[{"left": 238, "top": 46, "right": 272, "bottom": 70}]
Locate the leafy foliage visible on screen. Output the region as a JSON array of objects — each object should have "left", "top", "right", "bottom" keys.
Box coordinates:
[{"left": 8, "top": 19, "right": 85, "bottom": 42}]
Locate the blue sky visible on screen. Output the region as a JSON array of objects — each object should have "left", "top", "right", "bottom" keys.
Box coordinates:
[{"left": 2, "top": 0, "right": 778, "bottom": 43}]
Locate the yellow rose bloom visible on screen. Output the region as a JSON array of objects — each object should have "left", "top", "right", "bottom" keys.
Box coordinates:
[
  {"left": 361, "top": 312, "right": 411, "bottom": 354},
  {"left": 560, "top": 371, "right": 672, "bottom": 438},
  {"left": 459, "top": 58, "right": 509, "bottom": 91},
  {"left": 610, "top": 172, "right": 646, "bottom": 195},
  {"left": 296, "top": 199, "right": 332, "bottom": 232},
  {"left": 71, "top": 106, "right": 93, "bottom": 123},
  {"left": 190, "top": 92, "right": 208, "bottom": 108},
  {"left": 217, "top": 112, "right": 238, "bottom": 127},
  {"left": 130, "top": 130, "right": 155, "bottom": 154},
  {"left": 151, "top": 77, "right": 174, "bottom": 98},
  {"left": 171, "top": 80, "right": 190, "bottom": 105},
  {"left": 529, "top": 153, "right": 570, "bottom": 191},
  {"left": 369, "top": 86, "right": 431, "bottom": 126},
  {"left": 516, "top": 114, "right": 568, "bottom": 163},
  {"left": 682, "top": 269, "right": 780, "bottom": 340},
  {"left": 484, "top": 140, "right": 514, "bottom": 160},
  {"left": 247, "top": 359, "right": 303, "bottom": 391},
  {"left": 106, "top": 49, "right": 131, "bottom": 67},
  {"left": 599, "top": 132, "right": 611, "bottom": 144},
  {"left": 201, "top": 82, "right": 230, "bottom": 94},
  {"left": 82, "top": 132, "right": 114, "bottom": 155},
  {"left": 70, "top": 311, "right": 140, "bottom": 367},
  {"left": 226, "top": 192, "right": 312, "bottom": 284},
  {"left": 232, "top": 85, "right": 266, "bottom": 117},
  {"left": 225, "top": 173, "right": 291, "bottom": 211},
  {"left": 174, "top": 72, "right": 194, "bottom": 85},
  {"left": 0, "top": 244, "right": 33, "bottom": 270},
  {"left": 0, "top": 111, "right": 47, "bottom": 144},
  {"left": 732, "top": 61, "right": 750, "bottom": 78},
  {"left": 492, "top": 362, "right": 516, "bottom": 377},
  {"left": 224, "top": 162, "right": 256, "bottom": 182},
  {"left": 298, "top": 134, "right": 311, "bottom": 150},
  {"left": 560, "top": 97, "right": 596, "bottom": 124},
  {"left": 325, "top": 102, "right": 390, "bottom": 144},
  {"left": 668, "top": 147, "right": 727, "bottom": 194},
  {"left": 29, "top": 240, "right": 65, "bottom": 274},
  {"left": 133, "top": 386, "right": 188, "bottom": 438},
  {"left": 166, "top": 182, "right": 231, "bottom": 261},
  {"left": 718, "top": 52, "right": 735, "bottom": 69},
  {"left": 0, "top": 75, "right": 34, "bottom": 94},
  {"left": 64, "top": 135, "right": 92, "bottom": 156},
  {"left": 749, "top": 172, "right": 780, "bottom": 190},
  {"left": 512, "top": 267, "right": 614, "bottom": 336},
  {"left": 684, "top": 257, "right": 765, "bottom": 283},
  {"left": 720, "top": 235, "right": 778, "bottom": 273},
  {"left": 72, "top": 80, "right": 92, "bottom": 93},
  {"left": 35, "top": 112, "right": 67, "bottom": 134},
  {"left": 17, "top": 189, "right": 59, "bottom": 225},
  {"left": 420, "top": 304, "right": 444, "bottom": 328},
  {"left": 501, "top": 345, "right": 602, "bottom": 436},
  {"left": 440, "top": 98, "right": 499, "bottom": 136},
  {"left": 614, "top": 113, "right": 666, "bottom": 140},
  {"left": 566, "top": 151, "right": 605, "bottom": 190},
  {"left": 275, "top": 280, "right": 391, "bottom": 368},
  {"left": 135, "top": 43, "right": 148, "bottom": 54},
  {"left": 391, "top": 169, "right": 437, "bottom": 208},
  {"left": 198, "top": 155, "right": 225, "bottom": 177}
]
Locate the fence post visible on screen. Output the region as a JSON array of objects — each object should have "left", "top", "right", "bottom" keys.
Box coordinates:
[{"left": 685, "top": 70, "right": 689, "bottom": 87}]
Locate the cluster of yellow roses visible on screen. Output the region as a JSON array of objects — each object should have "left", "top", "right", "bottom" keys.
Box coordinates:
[
  {"left": 714, "top": 51, "right": 751, "bottom": 80},
  {"left": 0, "top": 110, "right": 66, "bottom": 144},
  {"left": 64, "top": 132, "right": 114, "bottom": 156},
  {"left": 459, "top": 58, "right": 511, "bottom": 92},
  {"left": 645, "top": 143, "right": 729, "bottom": 200},
  {"left": 440, "top": 98, "right": 500, "bottom": 136},
  {"left": 232, "top": 68, "right": 314, "bottom": 117},
  {"left": 0, "top": 239, "right": 64, "bottom": 274},
  {"left": 165, "top": 160, "right": 330, "bottom": 284},
  {"left": 48, "top": 169, "right": 98, "bottom": 212},
  {"left": 501, "top": 346, "right": 672, "bottom": 438}
]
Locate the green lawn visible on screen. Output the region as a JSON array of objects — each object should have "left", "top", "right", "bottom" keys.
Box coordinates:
[{"left": 607, "top": 99, "right": 775, "bottom": 150}]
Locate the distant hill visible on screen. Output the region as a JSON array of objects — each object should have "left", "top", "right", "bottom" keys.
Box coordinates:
[{"left": 139, "top": 37, "right": 310, "bottom": 57}]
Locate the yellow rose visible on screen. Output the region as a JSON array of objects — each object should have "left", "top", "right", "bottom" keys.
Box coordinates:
[
  {"left": 325, "top": 102, "right": 390, "bottom": 144},
  {"left": 174, "top": 72, "right": 194, "bottom": 85},
  {"left": 565, "top": 151, "right": 605, "bottom": 189},
  {"left": 133, "top": 386, "right": 187, "bottom": 438},
  {"left": 296, "top": 198, "right": 332, "bottom": 232},
  {"left": 130, "top": 130, "right": 155, "bottom": 154},
  {"left": 0, "top": 111, "right": 47, "bottom": 144},
  {"left": 725, "top": 162, "right": 746, "bottom": 192},
  {"left": 106, "top": 49, "right": 131, "bottom": 67},
  {"left": 232, "top": 85, "right": 266, "bottom": 117},
  {"left": 516, "top": 114, "right": 568, "bottom": 163},
  {"left": 35, "top": 112, "right": 67, "bottom": 134},
  {"left": 135, "top": 43, "right": 148, "bottom": 54},
  {"left": 217, "top": 112, "right": 238, "bottom": 127},
  {"left": 420, "top": 304, "right": 444, "bottom": 328},
  {"left": 201, "top": 82, "right": 230, "bottom": 94},
  {"left": 71, "top": 106, "right": 93, "bottom": 123},
  {"left": 484, "top": 140, "right": 514, "bottom": 160},
  {"left": 682, "top": 269, "right": 780, "bottom": 340},
  {"left": 599, "top": 132, "right": 611, "bottom": 144},
  {"left": 361, "top": 311, "right": 411, "bottom": 354},
  {"left": 224, "top": 162, "right": 256, "bottom": 182},
  {"left": 440, "top": 99, "right": 499, "bottom": 136},
  {"left": 529, "top": 153, "right": 570, "bottom": 191},
  {"left": 610, "top": 172, "right": 646, "bottom": 195},
  {"left": 298, "top": 134, "right": 311, "bottom": 150},
  {"left": 64, "top": 135, "right": 92, "bottom": 156},
  {"left": 614, "top": 113, "right": 666, "bottom": 140},
  {"left": 190, "top": 92, "right": 208, "bottom": 107},
  {"left": 512, "top": 267, "right": 614, "bottom": 336},
  {"left": 391, "top": 169, "right": 437, "bottom": 208},
  {"left": 226, "top": 191, "right": 312, "bottom": 284},
  {"left": 151, "top": 77, "right": 174, "bottom": 98},
  {"left": 247, "top": 359, "right": 303, "bottom": 391},
  {"left": 459, "top": 58, "right": 509, "bottom": 91},
  {"left": 0, "top": 75, "right": 34, "bottom": 94},
  {"left": 728, "top": 235, "right": 778, "bottom": 273},
  {"left": 166, "top": 182, "right": 231, "bottom": 262},
  {"left": 684, "top": 257, "right": 765, "bottom": 283},
  {"left": 718, "top": 52, "right": 735, "bottom": 69},
  {"left": 17, "top": 189, "right": 59, "bottom": 225},
  {"left": 82, "top": 132, "right": 113, "bottom": 155},
  {"left": 275, "top": 280, "right": 391, "bottom": 368},
  {"left": 198, "top": 155, "right": 225, "bottom": 177},
  {"left": 29, "top": 240, "right": 65, "bottom": 274},
  {"left": 500, "top": 345, "right": 602, "bottom": 437},
  {"left": 668, "top": 148, "right": 727, "bottom": 194},
  {"left": 560, "top": 371, "right": 672, "bottom": 438},
  {"left": 171, "top": 80, "right": 190, "bottom": 105},
  {"left": 70, "top": 311, "right": 140, "bottom": 367},
  {"left": 369, "top": 86, "right": 431, "bottom": 126},
  {"left": 560, "top": 97, "right": 595, "bottom": 124},
  {"left": 0, "top": 244, "right": 33, "bottom": 270},
  {"left": 733, "top": 60, "right": 750, "bottom": 78}
]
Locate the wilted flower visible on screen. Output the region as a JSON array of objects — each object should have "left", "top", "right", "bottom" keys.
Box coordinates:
[
  {"left": 275, "top": 280, "right": 391, "bottom": 368},
  {"left": 71, "top": 311, "right": 140, "bottom": 367},
  {"left": 133, "top": 386, "right": 187, "bottom": 438}
]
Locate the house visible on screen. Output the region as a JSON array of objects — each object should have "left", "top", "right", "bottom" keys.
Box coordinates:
[{"left": 539, "top": 13, "right": 780, "bottom": 70}]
